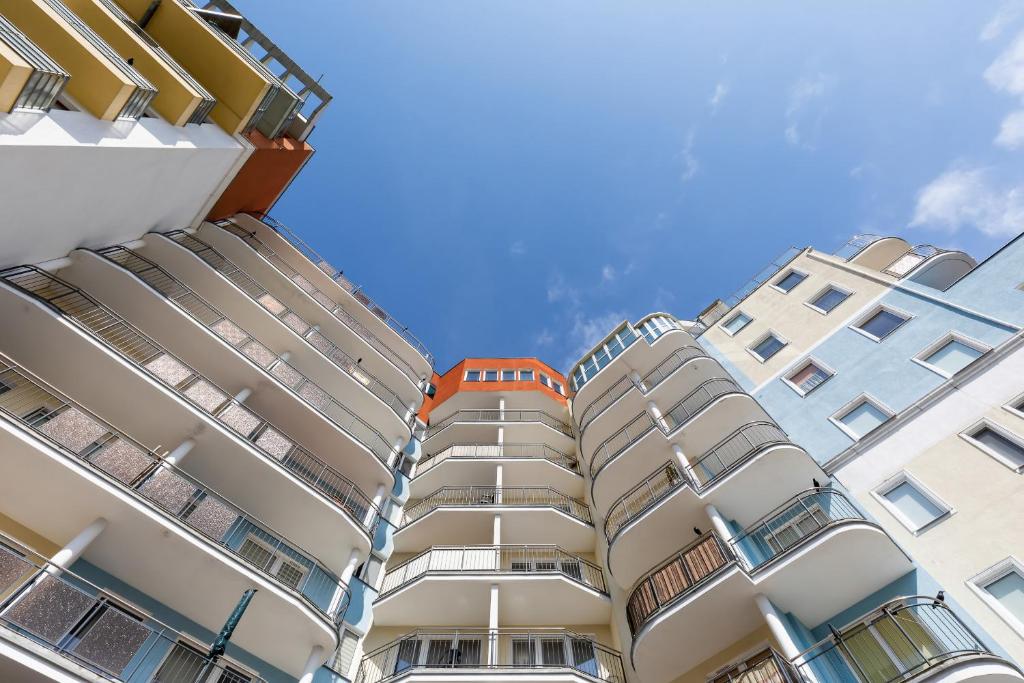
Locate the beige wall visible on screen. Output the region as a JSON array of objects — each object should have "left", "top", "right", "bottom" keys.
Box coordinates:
[
  {"left": 662, "top": 626, "right": 779, "bottom": 683},
  {"left": 0, "top": 510, "right": 58, "bottom": 556}
]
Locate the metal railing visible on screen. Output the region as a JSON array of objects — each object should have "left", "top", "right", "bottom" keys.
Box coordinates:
[
  {"left": 661, "top": 377, "right": 745, "bottom": 432},
  {"left": 589, "top": 411, "right": 657, "bottom": 480},
  {"left": 686, "top": 421, "right": 790, "bottom": 488},
  {"left": 379, "top": 545, "right": 606, "bottom": 596},
  {"left": 884, "top": 245, "right": 950, "bottom": 279},
  {"left": 0, "top": 14, "right": 69, "bottom": 111},
  {"left": 425, "top": 409, "right": 574, "bottom": 441},
  {"left": 356, "top": 628, "right": 625, "bottom": 683},
  {"left": 0, "top": 535, "right": 268, "bottom": 682},
  {"left": 626, "top": 533, "right": 735, "bottom": 634},
  {"left": 792, "top": 597, "right": 1000, "bottom": 683},
  {"left": 254, "top": 213, "right": 434, "bottom": 366},
  {"left": 0, "top": 266, "right": 380, "bottom": 535},
  {"left": 0, "top": 356, "right": 349, "bottom": 626},
  {"left": 604, "top": 462, "right": 691, "bottom": 542},
  {"left": 710, "top": 649, "right": 800, "bottom": 683},
  {"left": 834, "top": 234, "right": 886, "bottom": 261},
  {"left": 40, "top": 0, "right": 157, "bottom": 120},
  {"left": 720, "top": 247, "right": 803, "bottom": 310},
  {"left": 730, "top": 489, "right": 865, "bottom": 571},
  {"left": 416, "top": 443, "right": 580, "bottom": 478},
  {"left": 402, "top": 487, "right": 592, "bottom": 526},
  {"left": 157, "top": 231, "right": 415, "bottom": 429},
  {"left": 216, "top": 220, "right": 424, "bottom": 387}
]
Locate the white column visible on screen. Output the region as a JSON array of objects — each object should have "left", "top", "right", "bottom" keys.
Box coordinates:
[
  {"left": 488, "top": 583, "right": 500, "bottom": 664},
  {"left": 492, "top": 514, "right": 501, "bottom": 545},
  {"left": 629, "top": 369, "right": 645, "bottom": 391},
  {"left": 498, "top": 398, "right": 506, "bottom": 424},
  {"left": 754, "top": 593, "right": 801, "bottom": 660},
  {"left": 704, "top": 504, "right": 731, "bottom": 542},
  {"left": 233, "top": 387, "right": 253, "bottom": 404},
  {"left": 303, "top": 324, "right": 320, "bottom": 339},
  {"left": 647, "top": 400, "right": 667, "bottom": 430},
  {"left": 298, "top": 645, "right": 325, "bottom": 683},
  {"left": 341, "top": 549, "right": 363, "bottom": 585},
  {"left": 671, "top": 444, "right": 691, "bottom": 472},
  {"left": 164, "top": 439, "right": 196, "bottom": 467},
  {"left": 366, "top": 484, "right": 388, "bottom": 526},
  {"left": 495, "top": 464, "right": 503, "bottom": 505},
  {"left": 47, "top": 518, "right": 108, "bottom": 576}
]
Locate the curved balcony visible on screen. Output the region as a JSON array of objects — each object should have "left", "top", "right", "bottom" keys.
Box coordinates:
[
  {"left": 0, "top": 535, "right": 269, "bottom": 683},
  {"left": 154, "top": 230, "right": 416, "bottom": 428},
  {"left": 214, "top": 220, "right": 426, "bottom": 389},
  {"left": 395, "top": 487, "right": 593, "bottom": 553},
  {"left": 712, "top": 649, "right": 800, "bottom": 683},
  {"left": 413, "top": 443, "right": 581, "bottom": 496},
  {"left": 793, "top": 597, "right": 1024, "bottom": 683},
  {"left": 374, "top": 545, "right": 608, "bottom": 625},
  {"left": 0, "top": 266, "right": 381, "bottom": 540},
  {"left": 424, "top": 409, "right": 575, "bottom": 452},
  {"left": 356, "top": 629, "right": 625, "bottom": 683},
  {"left": 0, "top": 356, "right": 350, "bottom": 628}
]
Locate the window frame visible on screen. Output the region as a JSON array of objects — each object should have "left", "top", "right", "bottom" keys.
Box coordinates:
[
  {"left": 911, "top": 332, "right": 990, "bottom": 379},
  {"left": 960, "top": 419, "right": 1024, "bottom": 473},
  {"left": 539, "top": 373, "right": 552, "bottom": 388},
  {"left": 871, "top": 471, "right": 953, "bottom": 535},
  {"left": 519, "top": 369, "right": 535, "bottom": 382},
  {"left": 804, "top": 283, "right": 853, "bottom": 315},
  {"left": 720, "top": 310, "right": 753, "bottom": 337},
  {"left": 501, "top": 369, "right": 517, "bottom": 382},
  {"left": 239, "top": 534, "right": 307, "bottom": 589},
  {"left": 1003, "top": 391, "right": 1024, "bottom": 421},
  {"left": 464, "top": 370, "right": 481, "bottom": 382},
  {"left": 849, "top": 305, "right": 913, "bottom": 343},
  {"left": 967, "top": 557, "right": 1024, "bottom": 637},
  {"left": 770, "top": 268, "right": 809, "bottom": 294},
  {"left": 782, "top": 357, "right": 836, "bottom": 397},
  {"left": 829, "top": 393, "right": 894, "bottom": 441},
  {"left": 747, "top": 330, "right": 789, "bottom": 363},
  {"left": 154, "top": 636, "right": 257, "bottom": 683},
  {"left": 482, "top": 369, "right": 499, "bottom": 382}
]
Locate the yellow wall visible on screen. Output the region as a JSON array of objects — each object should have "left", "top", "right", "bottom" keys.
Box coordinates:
[
  {"left": 662, "top": 626, "right": 778, "bottom": 683},
  {"left": 0, "top": 41, "right": 34, "bottom": 113},
  {"left": 0, "top": 511, "right": 59, "bottom": 556}
]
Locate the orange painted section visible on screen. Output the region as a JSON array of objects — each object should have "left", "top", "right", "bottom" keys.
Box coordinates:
[
  {"left": 419, "top": 358, "right": 568, "bottom": 423},
  {"left": 207, "top": 131, "right": 314, "bottom": 221}
]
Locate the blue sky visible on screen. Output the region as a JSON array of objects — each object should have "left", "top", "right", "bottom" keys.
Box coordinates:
[{"left": 241, "top": 1, "right": 1024, "bottom": 374}]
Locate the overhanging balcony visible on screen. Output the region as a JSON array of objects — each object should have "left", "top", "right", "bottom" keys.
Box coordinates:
[
  {"left": 356, "top": 629, "right": 625, "bottom": 683},
  {"left": 0, "top": 14, "right": 69, "bottom": 113},
  {"left": 711, "top": 649, "right": 800, "bottom": 683},
  {"left": 413, "top": 443, "right": 581, "bottom": 496},
  {"left": 424, "top": 409, "right": 575, "bottom": 452}
]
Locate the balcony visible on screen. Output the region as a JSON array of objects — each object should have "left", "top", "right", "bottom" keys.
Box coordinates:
[
  {"left": 395, "top": 487, "right": 593, "bottom": 553},
  {"left": 0, "top": 14, "right": 69, "bottom": 112},
  {"left": 793, "top": 597, "right": 1024, "bottom": 683},
  {"left": 0, "top": 535, "right": 269, "bottom": 682},
  {"left": 711, "top": 649, "right": 799, "bottom": 683},
  {"left": 374, "top": 546, "right": 608, "bottom": 625},
  {"left": 356, "top": 629, "right": 625, "bottom": 683},
  {"left": 413, "top": 443, "right": 581, "bottom": 497},
  {"left": 881, "top": 244, "right": 976, "bottom": 291},
  {"left": 424, "top": 409, "right": 575, "bottom": 452}
]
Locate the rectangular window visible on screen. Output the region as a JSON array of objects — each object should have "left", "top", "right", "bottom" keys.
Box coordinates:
[
  {"left": 519, "top": 369, "right": 535, "bottom": 382},
  {"left": 540, "top": 373, "right": 551, "bottom": 387},
  {"left": 501, "top": 369, "right": 516, "bottom": 381},
  {"left": 483, "top": 370, "right": 499, "bottom": 382},
  {"left": 552, "top": 382, "right": 564, "bottom": 395},
  {"left": 964, "top": 423, "right": 1024, "bottom": 471},
  {"left": 786, "top": 361, "right": 833, "bottom": 395},
  {"left": 877, "top": 474, "right": 949, "bottom": 532},
  {"left": 920, "top": 337, "right": 985, "bottom": 376},
  {"left": 970, "top": 559, "right": 1024, "bottom": 635},
  {"left": 855, "top": 308, "right": 909, "bottom": 341},
  {"left": 985, "top": 570, "right": 1024, "bottom": 625},
  {"left": 774, "top": 270, "right": 807, "bottom": 293},
  {"left": 750, "top": 333, "right": 786, "bottom": 362},
  {"left": 833, "top": 397, "right": 891, "bottom": 439},
  {"left": 465, "top": 370, "right": 481, "bottom": 382},
  {"left": 721, "top": 311, "right": 752, "bottom": 335},
  {"left": 809, "top": 286, "right": 850, "bottom": 313}
]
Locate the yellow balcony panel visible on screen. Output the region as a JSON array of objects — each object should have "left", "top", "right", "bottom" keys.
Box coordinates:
[
  {"left": 0, "top": 14, "right": 69, "bottom": 113},
  {"left": 4, "top": 0, "right": 156, "bottom": 120},
  {"left": 113, "top": 0, "right": 272, "bottom": 134},
  {"left": 62, "top": 0, "right": 215, "bottom": 126}
]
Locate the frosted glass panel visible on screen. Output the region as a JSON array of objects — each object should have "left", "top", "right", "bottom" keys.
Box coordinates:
[
  {"left": 840, "top": 401, "right": 888, "bottom": 437},
  {"left": 987, "top": 571, "right": 1024, "bottom": 624},
  {"left": 884, "top": 482, "right": 944, "bottom": 529},
  {"left": 925, "top": 340, "right": 982, "bottom": 375}
]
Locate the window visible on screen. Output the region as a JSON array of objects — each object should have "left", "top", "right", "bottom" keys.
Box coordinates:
[
  {"left": 916, "top": 335, "right": 986, "bottom": 377},
  {"left": 157, "top": 642, "right": 254, "bottom": 682},
  {"left": 831, "top": 396, "right": 892, "bottom": 440},
  {"left": 970, "top": 558, "right": 1024, "bottom": 635},
  {"left": 854, "top": 307, "right": 910, "bottom": 341},
  {"left": 501, "top": 369, "right": 516, "bottom": 381},
  {"left": 749, "top": 333, "right": 787, "bottom": 362},
  {"left": 773, "top": 270, "right": 807, "bottom": 293},
  {"left": 465, "top": 370, "right": 481, "bottom": 382},
  {"left": 808, "top": 286, "right": 850, "bottom": 314},
  {"left": 785, "top": 360, "right": 833, "bottom": 396},
  {"left": 483, "top": 370, "right": 499, "bottom": 382},
  {"left": 540, "top": 373, "right": 551, "bottom": 388},
  {"left": 875, "top": 473, "right": 950, "bottom": 533},
  {"left": 963, "top": 422, "right": 1024, "bottom": 471},
  {"left": 327, "top": 631, "right": 361, "bottom": 678},
  {"left": 519, "top": 369, "right": 534, "bottom": 382},
  {"left": 239, "top": 536, "right": 307, "bottom": 589},
  {"left": 552, "top": 382, "right": 564, "bottom": 395},
  {"left": 721, "top": 311, "right": 752, "bottom": 336}
]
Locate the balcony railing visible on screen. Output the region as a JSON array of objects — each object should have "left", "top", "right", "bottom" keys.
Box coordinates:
[
  {"left": 216, "top": 220, "right": 424, "bottom": 387},
  {"left": 379, "top": 545, "right": 606, "bottom": 596},
  {"left": 834, "top": 234, "right": 886, "bottom": 261},
  {"left": 41, "top": 0, "right": 157, "bottom": 120},
  {"left": 730, "top": 489, "right": 865, "bottom": 571},
  {"left": 0, "top": 535, "right": 268, "bottom": 682},
  {"left": 416, "top": 443, "right": 581, "bottom": 478},
  {"left": 254, "top": 213, "right": 434, "bottom": 366},
  {"left": 589, "top": 411, "right": 657, "bottom": 479},
  {"left": 0, "top": 356, "right": 349, "bottom": 626},
  {"left": 604, "top": 462, "right": 691, "bottom": 542},
  {"left": 793, "top": 597, "right": 1002, "bottom": 683},
  {"left": 883, "top": 245, "right": 950, "bottom": 279},
  {"left": 425, "top": 409, "right": 574, "bottom": 441},
  {"left": 626, "top": 533, "right": 735, "bottom": 634},
  {"left": 356, "top": 628, "right": 625, "bottom": 683},
  {"left": 157, "top": 231, "right": 415, "bottom": 429},
  {"left": 0, "top": 266, "right": 381, "bottom": 534},
  {"left": 686, "top": 421, "right": 790, "bottom": 488},
  {"left": 710, "top": 649, "right": 800, "bottom": 683},
  {"left": 402, "top": 487, "right": 592, "bottom": 526},
  {"left": 661, "top": 377, "right": 744, "bottom": 431},
  {"left": 0, "top": 14, "right": 69, "bottom": 112}
]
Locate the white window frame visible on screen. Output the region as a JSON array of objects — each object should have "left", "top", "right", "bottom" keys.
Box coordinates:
[
  {"left": 911, "top": 332, "right": 990, "bottom": 379},
  {"left": 1003, "top": 391, "right": 1024, "bottom": 420},
  {"left": 552, "top": 381, "right": 564, "bottom": 395},
  {"left": 746, "top": 330, "right": 789, "bottom": 363},
  {"left": 464, "top": 370, "right": 481, "bottom": 382},
  {"left": 539, "top": 373, "right": 552, "bottom": 388},
  {"left": 154, "top": 635, "right": 258, "bottom": 683},
  {"left": 804, "top": 283, "right": 853, "bottom": 315},
  {"left": 501, "top": 369, "right": 517, "bottom": 382},
  {"left": 240, "top": 534, "right": 307, "bottom": 588},
  {"left": 960, "top": 419, "right": 1024, "bottom": 473},
  {"left": 967, "top": 557, "right": 1024, "bottom": 637},
  {"left": 782, "top": 356, "right": 836, "bottom": 397},
  {"left": 482, "top": 369, "right": 499, "bottom": 382},
  {"left": 829, "top": 393, "right": 894, "bottom": 441},
  {"left": 770, "top": 268, "right": 809, "bottom": 294},
  {"left": 849, "top": 304, "right": 913, "bottom": 343},
  {"left": 871, "top": 471, "right": 953, "bottom": 535},
  {"left": 719, "top": 310, "right": 753, "bottom": 337},
  {"left": 519, "top": 369, "right": 535, "bottom": 382}
]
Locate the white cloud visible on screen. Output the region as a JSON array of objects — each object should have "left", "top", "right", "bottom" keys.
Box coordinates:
[
  {"left": 562, "top": 311, "right": 627, "bottom": 371},
  {"left": 981, "top": 1, "right": 1024, "bottom": 41},
  {"left": 709, "top": 82, "right": 729, "bottom": 113},
  {"left": 546, "top": 274, "right": 580, "bottom": 307},
  {"left": 985, "top": 31, "right": 1024, "bottom": 96},
  {"left": 534, "top": 329, "right": 554, "bottom": 347},
  {"left": 509, "top": 240, "right": 527, "bottom": 256},
  {"left": 680, "top": 128, "right": 699, "bottom": 182},
  {"left": 784, "top": 73, "right": 833, "bottom": 148},
  {"left": 910, "top": 166, "right": 1024, "bottom": 237},
  {"left": 601, "top": 265, "right": 616, "bottom": 283},
  {"left": 996, "top": 109, "right": 1024, "bottom": 148}
]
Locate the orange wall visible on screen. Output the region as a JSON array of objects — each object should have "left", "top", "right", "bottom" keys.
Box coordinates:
[
  {"left": 419, "top": 358, "right": 568, "bottom": 422},
  {"left": 208, "top": 131, "right": 313, "bottom": 221}
]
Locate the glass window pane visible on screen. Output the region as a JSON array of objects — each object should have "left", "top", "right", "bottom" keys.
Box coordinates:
[
  {"left": 812, "top": 287, "right": 849, "bottom": 312},
  {"left": 723, "top": 312, "right": 751, "bottom": 334},
  {"left": 884, "top": 482, "right": 944, "bottom": 529},
  {"left": 840, "top": 401, "right": 889, "bottom": 437},
  {"left": 790, "top": 363, "right": 830, "bottom": 392},
  {"left": 484, "top": 370, "right": 498, "bottom": 381},
  {"left": 502, "top": 370, "right": 516, "bottom": 381},
  {"left": 523, "top": 370, "right": 536, "bottom": 382},
  {"left": 776, "top": 271, "right": 806, "bottom": 292},
  {"left": 466, "top": 371, "right": 480, "bottom": 382},
  {"left": 753, "top": 335, "right": 785, "bottom": 360},
  {"left": 859, "top": 310, "right": 907, "bottom": 339},
  {"left": 925, "top": 340, "right": 983, "bottom": 375},
  {"left": 973, "top": 428, "right": 1024, "bottom": 468},
  {"left": 986, "top": 571, "right": 1024, "bottom": 623}
]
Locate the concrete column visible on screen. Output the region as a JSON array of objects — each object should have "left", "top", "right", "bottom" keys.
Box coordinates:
[
  {"left": 233, "top": 388, "right": 253, "bottom": 404},
  {"left": 488, "top": 583, "right": 500, "bottom": 664},
  {"left": 495, "top": 464, "right": 503, "bottom": 504},
  {"left": 47, "top": 518, "right": 108, "bottom": 576},
  {"left": 303, "top": 324, "right": 320, "bottom": 339},
  {"left": 492, "top": 514, "right": 501, "bottom": 545},
  {"left": 38, "top": 257, "right": 73, "bottom": 273},
  {"left": 298, "top": 645, "right": 325, "bottom": 683},
  {"left": 754, "top": 593, "right": 801, "bottom": 660},
  {"left": 121, "top": 238, "right": 146, "bottom": 250},
  {"left": 164, "top": 439, "right": 196, "bottom": 467},
  {"left": 671, "top": 444, "right": 691, "bottom": 473},
  {"left": 647, "top": 400, "right": 667, "bottom": 430},
  {"left": 704, "top": 504, "right": 731, "bottom": 542},
  {"left": 392, "top": 438, "right": 405, "bottom": 469},
  {"left": 366, "top": 484, "right": 388, "bottom": 526},
  {"left": 498, "top": 398, "right": 506, "bottom": 422},
  {"left": 341, "top": 549, "right": 363, "bottom": 585},
  {"left": 629, "top": 369, "right": 645, "bottom": 391}
]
